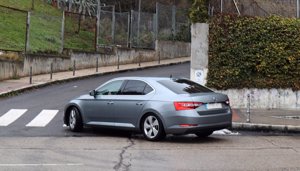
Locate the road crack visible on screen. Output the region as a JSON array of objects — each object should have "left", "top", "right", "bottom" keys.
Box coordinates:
[{"left": 113, "top": 137, "right": 135, "bottom": 171}]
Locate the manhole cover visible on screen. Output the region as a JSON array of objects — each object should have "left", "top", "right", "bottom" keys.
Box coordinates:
[{"left": 272, "top": 116, "right": 300, "bottom": 120}]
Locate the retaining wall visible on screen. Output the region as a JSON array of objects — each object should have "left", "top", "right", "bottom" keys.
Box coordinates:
[{"left": 0, "top": 40, "right": 191, "bottom": 80}]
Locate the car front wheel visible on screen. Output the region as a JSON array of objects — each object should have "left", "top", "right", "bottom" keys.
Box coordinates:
[
  {"left": 142, "top": 114, "right": 165, "bottom": 141},
  {"left": 68, "top": 107, "right": 83, "bottom": 132}
]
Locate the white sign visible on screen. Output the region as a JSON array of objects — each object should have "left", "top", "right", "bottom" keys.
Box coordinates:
[{"left": 195, "top": 70, "right": 204, "bottom": 84}]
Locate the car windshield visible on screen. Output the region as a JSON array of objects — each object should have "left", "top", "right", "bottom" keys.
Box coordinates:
[{"left": 158, "top": 79, "right": 213, "bottom": 94}]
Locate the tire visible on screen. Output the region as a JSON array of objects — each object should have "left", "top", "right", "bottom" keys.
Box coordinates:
[
  {"left": 68, "top": 107, "right": 83, "bottom": 132},
  {"left": 142, "top": 114, "right": 166, "bottom": 141},
  {"left": 195, "top": 131, "right": 213, "bottom": 138}
]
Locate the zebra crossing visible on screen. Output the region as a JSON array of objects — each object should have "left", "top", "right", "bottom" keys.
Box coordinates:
[{"left": 0, "top": 109, "right": 59, "bottom": 127}]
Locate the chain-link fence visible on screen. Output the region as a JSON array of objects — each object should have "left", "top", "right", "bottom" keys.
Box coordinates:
[
  {"left": 131, "top": 11, "right": 156, "bottom": 49},
  {"left": 64, "top": 12, "right": 96, "bottom": 52},
  {"left": 115, "top": 12, "right": 129, "bottom": 47},
  {"left": 0, "top": 2, "right": 190, "bottom": 52},
  {"left": 29, "top": 11, "right": 62, "bottom": 53},
  {"left": 0, "top": 5, "right": 27, "bottom": 51},
  {"left": 209, "top": 0, "right": 297, "bottom": 18},
  {"left": 98, "top": 6, "right": 114, "bottom": 46}
]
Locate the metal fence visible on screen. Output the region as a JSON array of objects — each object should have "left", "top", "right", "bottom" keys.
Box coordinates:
[
  {"left": 64, "top": 11, "right": 96, "bottom": 51},
  {"left": 131, "top": 11, "right": 156, "bottom": 49},
  {"left": 29, "top": 11, "right": 62, "bottom": 53},
  {"left": 0, "top": 2, "right": 190, "bottom": 53},
  {"left": 209, "top": 0, "right": 298, "bottom": 18}
]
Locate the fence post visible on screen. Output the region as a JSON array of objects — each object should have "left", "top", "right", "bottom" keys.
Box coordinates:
[
  {"left": 117, "top": 53, "right": 120, "bottom": 70},
  {"left": 96, "top": 0, "right": 101, "bottom": 50},
  {"left": 60, "top": 10, "right": 65, "bottom": 53},
  {"left": 137, "top": 0, "right": 141, "bottom": 47},
  {"left": 130, "top": 10, "right": 134, "bottom": 48},
  {"left": 29, "top": 66, "right": 32, "bottom": 84},
  {"left": 73, "top": 60, "right": 76, "bottom": 76},
  {"left": 50, "top": 63, "right": 53, "bottom": 80},
  {"left": 25, "top": 11, "right": 31, "bottom": 53},
  {"left": 297, "top": 0, "right": 300, "bottom": 18},
  {"left": 155, "top": 2, "right": 159, "bottom": 41},
  {"left": 172, "top": 4, "right": 176, "bottom": 40},
  {"left": 220, "top": 0, "right": 223, "bottom": 13},
  {"left": 96, "top": 57, "right": 99, "bottom": 72},
  {"left": 127, "top": 12, "right": 130, "bottom": 48},
  {"left": 246, "top": 94, "right": 251, "bottom": 123},
  {"left": 138, "top": 52, "right": 141, "bottom": 67},
  {"left": 112, "top": 5, "right": 115, "bottom": 45},
  {"left": 158, "top": 51, "right": 160, "bottom": 64}
]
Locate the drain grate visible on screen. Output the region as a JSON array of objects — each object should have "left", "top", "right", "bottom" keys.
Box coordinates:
[{"left": 272, "top": 115, "right": 300, "bottom": 120}]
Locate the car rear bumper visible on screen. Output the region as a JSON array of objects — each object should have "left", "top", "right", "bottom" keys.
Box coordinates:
[{"left": 164, "top": 112, "right": 232, "bottom": 134}]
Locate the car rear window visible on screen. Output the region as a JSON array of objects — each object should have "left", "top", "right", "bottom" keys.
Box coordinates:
[{"left": 158, "top": 79, "right": 213, "bottom": 94}]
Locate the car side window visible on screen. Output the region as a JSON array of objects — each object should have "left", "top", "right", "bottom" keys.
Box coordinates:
[
  {"left": 96, "top": 80, "right": 124, "bottom": 95},
  {"left": 143, "top": 85, "right": 154, "bottom": 94},
  {"left": 122, "top": 80, "right": 149, "bottom": 95}
]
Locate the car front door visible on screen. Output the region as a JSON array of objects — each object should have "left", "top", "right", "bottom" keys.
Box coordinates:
[{"left": 83, "top": 80, "right": 124, "bottom": 126}]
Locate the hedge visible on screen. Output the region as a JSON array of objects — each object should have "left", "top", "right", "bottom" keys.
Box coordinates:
[{"left": 207, "top": 14, "right": 300, "bottom": 90}]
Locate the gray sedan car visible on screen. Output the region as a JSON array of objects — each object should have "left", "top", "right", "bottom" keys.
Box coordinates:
[{"left": 64, "top": 77, "right": 232, "bottom": 141}]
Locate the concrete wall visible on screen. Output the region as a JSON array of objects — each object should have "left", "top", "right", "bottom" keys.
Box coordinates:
[
  {"left": 0, "top": 60, "right": 24, "bottom": 80},
  {"left": 217, "top": 89, "right": 300, "bottom": 109},
  {"left": 190, "top": 23, "right": 300, "bottom": 109},
  {"left": 190, "top": 23, "right": 209, "bottom": 86},
  {"left": 0, "top": 40, "right": 191, "bottom": 80},
  {"left": 156, "top": 40, "right": 191, "bottom": 59}
]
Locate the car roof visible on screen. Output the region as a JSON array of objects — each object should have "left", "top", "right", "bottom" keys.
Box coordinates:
[{"left": 110, "top": 77, "right": 175, "bottom": 82}]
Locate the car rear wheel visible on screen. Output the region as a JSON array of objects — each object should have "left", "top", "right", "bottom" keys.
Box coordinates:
[
  {"left": 195, "top": 131, "right": 213, "bottom": 138},
  {"left": 142, "top": 114, "right": 165, "bottom": 141},
  {"left": 68, "top": 107, "right": 83, "bottom": 132}
]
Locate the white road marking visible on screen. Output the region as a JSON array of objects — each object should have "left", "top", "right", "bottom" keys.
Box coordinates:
[
  {"left": 26, "top": 110, "right": 59, "bottom": 127},
  {"left": 0, "top": 109, "right": 28, "bottom": 126},
  {"left": 0, "top": 163, "right": 83, "bottom": 167}
]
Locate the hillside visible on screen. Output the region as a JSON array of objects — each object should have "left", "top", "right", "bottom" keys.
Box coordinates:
[{"left": 0, "top": 0, "right": 94, "bottom": 53}]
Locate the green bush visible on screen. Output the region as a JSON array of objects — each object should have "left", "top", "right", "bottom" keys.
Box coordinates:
[
  {"left": 207, "top": 14, "right": 300, "bottom": 90},
  {"left": 189, "top": 0, "right": 209, "bottom": 23}
]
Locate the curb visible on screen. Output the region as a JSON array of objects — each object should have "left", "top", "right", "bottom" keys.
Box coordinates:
[
  {"left": 232, "top": 122, "right": 300, "bottom": 133},
  {"left": 0, "top": 60, "right": 189, "bottom": 98}
]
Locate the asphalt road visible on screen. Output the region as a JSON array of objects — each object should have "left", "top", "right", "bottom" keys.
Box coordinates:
[
  {"left": 0, "top": 62, "right": 299, "bottom": 171},
  {"left": 0, "top": 135, "right": 299, "bottom": 171}
]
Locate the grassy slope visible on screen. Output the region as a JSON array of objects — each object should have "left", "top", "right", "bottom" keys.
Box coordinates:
[{"left": 0, "top": 0, "right": 94, "bottom": 53}]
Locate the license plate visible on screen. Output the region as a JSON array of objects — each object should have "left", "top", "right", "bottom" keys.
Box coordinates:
[{"left": 206, "top": 103, "right": 222, "bottom": 109}]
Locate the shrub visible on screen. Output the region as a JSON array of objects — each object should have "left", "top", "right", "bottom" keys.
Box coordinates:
[{"left": 207, "top": 14, "right": 300, "bottom": 90}]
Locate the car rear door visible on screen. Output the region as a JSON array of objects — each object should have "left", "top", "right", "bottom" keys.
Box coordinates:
[{"left": 112, "top": 80, "right": 154, "bottom": 128}]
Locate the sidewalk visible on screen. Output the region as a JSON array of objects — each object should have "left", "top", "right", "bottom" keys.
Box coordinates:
[
  {"left": 0, "top": 57, "right": 299, "bottom": 133},
  {"left": 232, "top": 108, "right": 300, "bottom": 132},
  {"left": 0, "top": 57, "right": 190, "bottom": 96}
]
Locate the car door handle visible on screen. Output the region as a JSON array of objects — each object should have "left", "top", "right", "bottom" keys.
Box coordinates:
[
  {"left": 136, "top": 102, "right": 143, "bottom": 106},
  {"left": 107, "top": 101, "right": 114, "bottom": 105}
]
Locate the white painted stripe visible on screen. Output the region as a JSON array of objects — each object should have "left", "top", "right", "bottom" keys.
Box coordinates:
[
  {"left": 26, "top": 110, "right": 59, "bottom": 127},
  {"left": 0, "top": 109, "right": 28, "bottom": 126},
  {"left": 0, "top": 163, "right": 83, "bottom": 167}
]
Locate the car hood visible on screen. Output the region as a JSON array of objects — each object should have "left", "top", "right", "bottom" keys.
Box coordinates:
[{"left": 76, "top": 94, "right": 94, "bottom": 100}]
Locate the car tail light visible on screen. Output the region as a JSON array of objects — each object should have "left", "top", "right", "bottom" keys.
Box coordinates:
[
  {"left": 225, "top": 99, "right": 230, "bottom": 105},
  {"left": 174, "top": 102, "right": 202, "bottom": 111}
]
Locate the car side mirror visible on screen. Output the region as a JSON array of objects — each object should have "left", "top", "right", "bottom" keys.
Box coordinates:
[{"left": 89, "top": 90, "right": 96, "bottom": 97}]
